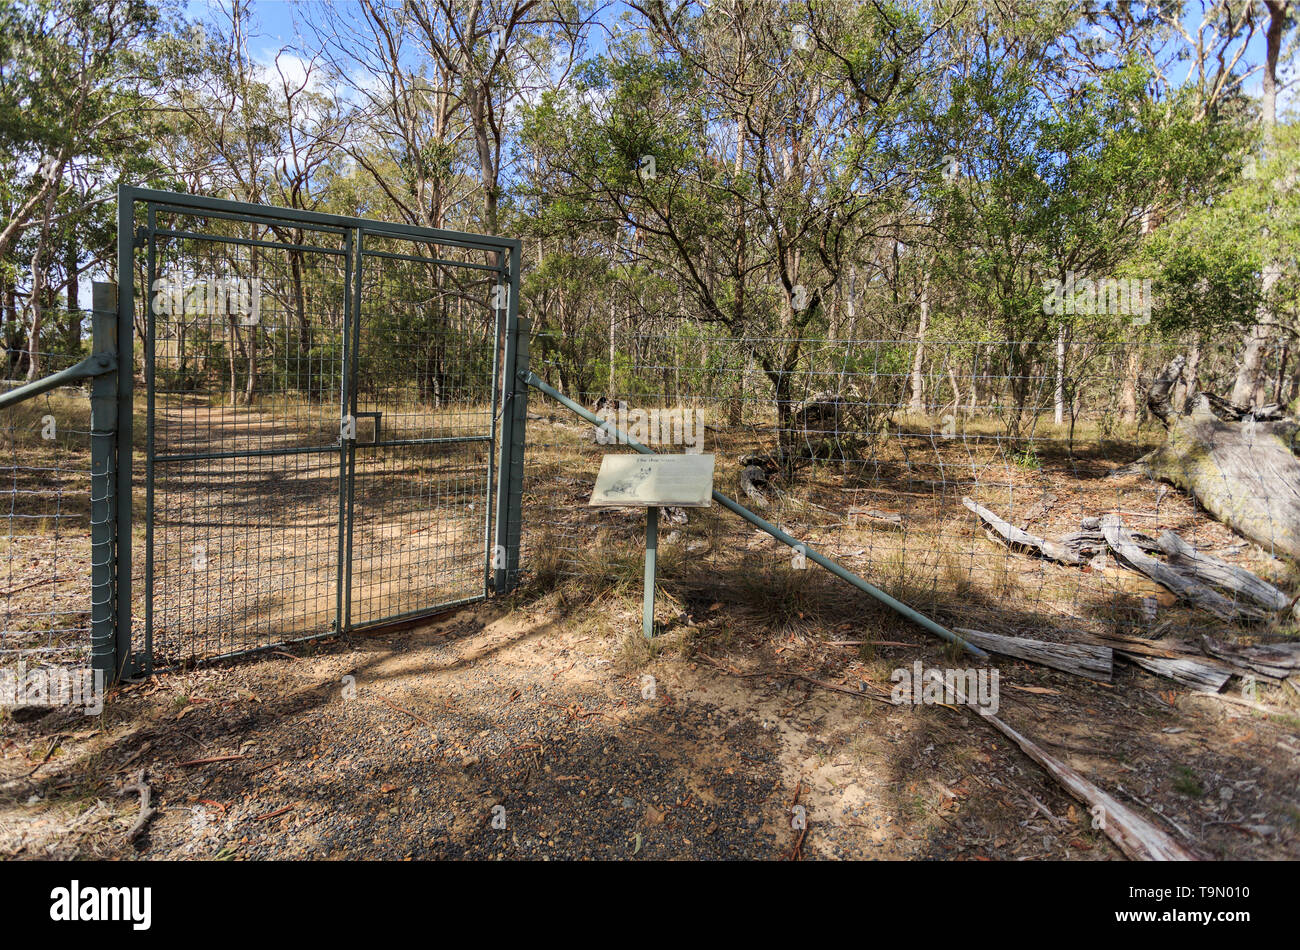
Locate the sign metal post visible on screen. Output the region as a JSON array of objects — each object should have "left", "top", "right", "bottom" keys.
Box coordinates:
[{"left": 588, "top": 454, "right": 715, "bottom": 638}]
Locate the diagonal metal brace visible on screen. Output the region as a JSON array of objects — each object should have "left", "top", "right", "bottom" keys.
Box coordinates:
[{"left": 0, "top": 352, "right": 118, "bottom": 411}]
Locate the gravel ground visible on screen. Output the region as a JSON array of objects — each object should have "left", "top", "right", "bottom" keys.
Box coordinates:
[{"left": 2, "top": 595, "right": 1297, "bottom": 860}]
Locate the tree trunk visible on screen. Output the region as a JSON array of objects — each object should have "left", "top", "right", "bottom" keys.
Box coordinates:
[
  {"left": 1274, "top": 341, "right": 1289, "bottom": 405},
  {"left": 1118, "top": 348, "right": 1140, "bottom": 424},
  {"left": 2, "top": 276, "right": 18, "bottom": 376},
  {"left": 24, "top": 187, "right": 56, "bottom": 380},
  {"left": 1232, "top": 322, "right": 1273, "bottom": 408},
  {"left": 1141, "top": 406, "right": 1300, "bottom": 559},
  {"left": 908, "top": 275, "right": 929, "bottom": 414},
  {"left": 1053, "top": 323, "right": 1066, "bottom": 425},
  {"left": 1174, "top": 338, "right": 1201, "bottom": 413},
  {"left": 244, "top": 326, "right": 258, "bottom": 405},
  {"left": 289, "top": 246, "right": 314, "bottom": 399},
  {"left": 228, "top": 315, "right": 240, "bottom": 407},
  {"left": 65, "top": 236, "right": 81, "bottom": 352},
  {"left": 1130, "top": 355, "right": 1300, "bottom": 559},
  {"left": 608, "top": 295, "right": 616, "bottom": 395}
]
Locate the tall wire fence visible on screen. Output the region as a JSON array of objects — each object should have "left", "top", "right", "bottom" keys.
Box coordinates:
[
  {"left": 1, "top": 347, "right": 98, "bottom": 672},
  {"left": 4, "top": 192, "right": 522, "bottom": 686},
  {"left": 4, "top": 314, "right": 1293, "bottom": 682},
  {"left": 520, "top": 331, "right": 1294, "bottom": 646}
]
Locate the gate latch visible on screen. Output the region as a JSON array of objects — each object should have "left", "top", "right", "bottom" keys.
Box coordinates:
[{"left": 355, "top": 411, "right": 382, "bottom": 444}]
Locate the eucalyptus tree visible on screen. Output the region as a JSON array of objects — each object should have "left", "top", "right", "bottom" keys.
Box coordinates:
[
  {"left": 910, "top": 2, "right": 1248, "bottom": 432},
  {"left": 310, "top": 0, "right": 589, "bottom": 235},
  {"left": 522, "top": 0, "right": 932, "bottom": 452},
  {"left": 152, "top": 0, "right": 361, "bottom": 403},
  {"left": 1225, "top": 0, "right": 1296, "bottom": 406},
  {"left": 0, "top": 0, "right": 165, "bottom": 378}
]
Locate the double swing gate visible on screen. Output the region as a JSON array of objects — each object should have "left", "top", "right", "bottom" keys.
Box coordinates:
[
  {"left": 134, "top": 188, "right": 527, "bottom": 669},
  {"left": 2, "top": 187, "right": 528, "bottom": 681}
]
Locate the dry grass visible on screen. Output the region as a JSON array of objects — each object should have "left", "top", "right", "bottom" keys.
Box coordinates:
[
  {"left": 521, "top": 405, "right": 1299, "bottom": 649},
  {"left": 7, "top": 382, "right": 1299, "bottom": 675}
]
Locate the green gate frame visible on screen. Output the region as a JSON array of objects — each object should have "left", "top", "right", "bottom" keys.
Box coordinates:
[{"left": 117, "top": 185, "right": 527, "bottom": 673}]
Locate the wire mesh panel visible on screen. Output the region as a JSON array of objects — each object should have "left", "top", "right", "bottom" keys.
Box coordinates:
[
  {"left": 346, "top": 232, "right": 501, "bottom": 627},
  {"left": 1, "top": 371, "right": 95, "bottom": 670},
  {"left": 144, "top": 208, "right": 351, "bottom": 662}
]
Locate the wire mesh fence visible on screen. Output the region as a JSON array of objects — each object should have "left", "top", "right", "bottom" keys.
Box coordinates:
[
  {"left": 6, "top": 194, "right": 1291, "bottom": 685},
  {"left": 1, "top": 350, "right": 97, "bottom": 673},
  {"left": 520, "top": 329, "right": 1294, "bottom": 646}
]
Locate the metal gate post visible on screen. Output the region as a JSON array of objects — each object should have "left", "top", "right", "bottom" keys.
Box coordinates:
[
  {"left": 492, "top": 242, "right": 527, "bottom": 593},
  {"left": 341, "top": 228, "right": 363, "bottom": 632},
  {"left": 115, "top": 188, "right": 138, "bottom": 676},
  {"left": 501, "top": 316, "right": 529, "bottom": 590},
  {"left": 89, "top": 282, "right": 122, "bottom": 683}
]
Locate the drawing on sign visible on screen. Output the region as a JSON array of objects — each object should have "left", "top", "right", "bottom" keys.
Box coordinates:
[{"left": 606, "top": 462, "right": 656, "bottom": 499}]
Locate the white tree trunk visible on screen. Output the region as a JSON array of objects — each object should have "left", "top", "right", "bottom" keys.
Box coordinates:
[
  {"left": 908, "top": 275, "right": 929, "bottom": 414},
  {"left": 1053, "top": 324, "right": 1066, "bottom": 425}
]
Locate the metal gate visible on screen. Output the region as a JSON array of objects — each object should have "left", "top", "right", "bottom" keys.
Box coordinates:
[{"left": 123, "top": 188, "right": 524, "bottom": 665}]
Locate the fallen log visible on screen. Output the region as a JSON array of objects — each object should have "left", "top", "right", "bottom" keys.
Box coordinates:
[
  {"left": 963, "top": 497, "right": 1084, "bottom": 566},
  {"left": 1088, "top": 633, "right": 1187, "bottom": 659},
  {"left": 1154, "top": 530, "right": 1291, "bottom": 613},
  {"left": 849, "top": 506, "right": 904, "bottom": 529},
  {"left": 1058, "top": 517, "right": 1164, "bottom": 560},
  {"left": 739, "top": 465, "right": 770, "bottom": 510},
  {"left": 1116, "top": 652, "right": 1233, "bottom": 692},
  {"left": 954, "top": 626, "right": 1113, "bottom": 681},
  {"left": 1099, "top": 516, "right": 1243, "bottom": 621},
  {"left": 1086, "top": 633, "right": 1240, "bottom": 690},
  {"left": 977, "top": 709, "right": 1198, "bottom": 860},
  {"left": 965, "top": 497, "right": 1284, "bottom": 624},
  {"left": 1201, "top": 636, "right": 1300, "bottom": 679},
  {"left": 789, "top": 389, "right": 858, "bottom": 431}
]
